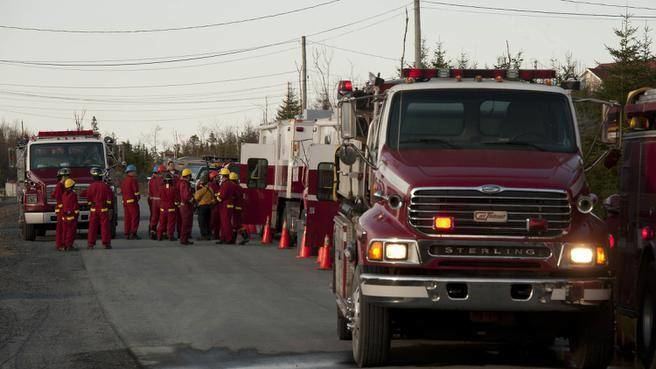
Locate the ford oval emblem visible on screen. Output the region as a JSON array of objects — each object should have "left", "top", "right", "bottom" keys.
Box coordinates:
[{"left": 479, "top": 185, "right": 503, "bottom": 194}]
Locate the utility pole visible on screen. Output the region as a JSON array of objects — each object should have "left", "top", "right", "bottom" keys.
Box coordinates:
[
  {"left": 413, "top": 0, "right": 422, "bottom": 68},
  {"left": 301, "top": 36, "right": 308, "bottom": 111}
]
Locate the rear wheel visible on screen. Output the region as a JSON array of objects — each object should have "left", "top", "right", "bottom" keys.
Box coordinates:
[
  {"left": 351, "top": 269, "right": 390, "bottom": 367},
  {"left": 568, "top": 304, "right": 613, "bottom": 369},
  {"left": 638, "top": 262, "right": 656, "bottom": 369},
  {"left": 22, "top": 223, "right": 36, "bottom": 241}
]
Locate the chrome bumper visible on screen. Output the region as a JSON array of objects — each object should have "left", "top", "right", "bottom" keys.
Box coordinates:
[
  {"left": 24, "top": 211, "right": 90, "bottom": 224},
  {"left": 360, "top": 273, "right": 612, "bottom": 312}
]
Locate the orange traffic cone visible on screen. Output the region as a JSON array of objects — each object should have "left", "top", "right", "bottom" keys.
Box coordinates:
[
  {"left": 318, "top": 235, "right": 332, "bottom": 270},
  {"left": 316, "top": 245, "right": 325, "bottom": 264},
  {"left": 296, "top": 227, "right": 312, "bottom": 258},
  {"left": 279, "top": 220, "right": 290, "bottom": 249},
  {"left": 261, "top": 216, "right": 272, "bottom": 244}
]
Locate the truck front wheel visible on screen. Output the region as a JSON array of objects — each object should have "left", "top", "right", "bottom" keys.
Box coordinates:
[
  {"left": 351, "top": 270, "right": 390, "bottom": 367},
  {"left": 638, "top": 262, "right": 656, "bottom": 369},
  {"left": 22, "top": 223, "right": 36, "bottom": 241},
  {"left": 567, "top": 304, "right": 613, "bottom": 369}
]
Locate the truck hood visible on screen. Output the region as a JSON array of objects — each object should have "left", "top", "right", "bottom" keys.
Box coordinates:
[
  {"left": 379, "top": 147, "right": 584, "bottom": 196},
  {"left": 29, "top": 168, "right": 94, "bottom": 186}
]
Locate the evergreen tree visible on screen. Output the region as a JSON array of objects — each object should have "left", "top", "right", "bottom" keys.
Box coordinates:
[
  {"left": 276, "top": 84, "right": 302, "bottom": 121},
  {"left": 455, "top": 52, "right": 469, "bottom": 69},
  {"left": 599, "top": 14, "right": 656, "bottom": 103},
  {"left": 430, "top": 41, "right": 451, "bottom": 69}
]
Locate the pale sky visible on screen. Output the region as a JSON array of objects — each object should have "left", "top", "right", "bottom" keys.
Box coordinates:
[{"left": 0, "top": 0, "right": 654, "bottom": 147}]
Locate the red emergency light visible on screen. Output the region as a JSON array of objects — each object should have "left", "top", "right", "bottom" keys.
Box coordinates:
[
  {"left": 338, "top": 80, "right": 353, "bottom": 96},
  {"left": 37, "top": 130, "right": 95, "bottom": 138},
  {"left": 401, "top": 68, "right": 557, "bottom": 82}
]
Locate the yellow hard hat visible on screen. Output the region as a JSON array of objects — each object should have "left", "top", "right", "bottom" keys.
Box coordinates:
[
  {"left": 64, "top": 178, "right": 76, "bottom": 189},
  {"left": 229, "top": 172, "right": 239, "bottom": 181},
  {"left": 181, "top": 168, "right": 192, "bottom": 177},
  {"left": 219, "top": 168, "right": 230, "bottom": 176}
]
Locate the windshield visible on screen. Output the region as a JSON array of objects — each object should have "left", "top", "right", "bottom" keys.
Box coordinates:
[
  {"left": 387, "top": 89, "right": 577, "bottom": 153},
  {"left": 29, "top": 142, "right": 105, "bottom": 169}
]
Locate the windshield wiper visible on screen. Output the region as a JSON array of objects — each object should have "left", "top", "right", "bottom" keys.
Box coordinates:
[
  {"left": 400, "top": 138, "right": 460, "bottom": 149},
  {"left": 482, "top": 140, "right": 546, "bottom": 152}
]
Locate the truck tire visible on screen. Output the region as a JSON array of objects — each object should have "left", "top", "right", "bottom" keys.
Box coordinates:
[
  {"left": 638, "top": 262, "right": 656, "bottom": 369},
  {"left": 351, "top": 269, "right": 390, "bottom": 367},
  {"left": 567, "top": 303, "right": 613, "bottom": 369},
  {"left": 337, "top": 304, "right": 352, "bottom": 340},
  {"left": 22, "top": 223, "right": 36, "bottom": 241}
]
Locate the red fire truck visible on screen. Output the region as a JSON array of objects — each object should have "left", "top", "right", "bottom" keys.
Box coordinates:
[
  {"left": 239, "top": 110, "right": 332, "bottom": 240},
  {"left": 331, "top": 69, "right": 613, "bottom": 368},
  {"left": 15, "top": 130, "right": 118, "bottom": 241},
  {"left": 603, "top": 87, "right": 656, "bottom": 368}
]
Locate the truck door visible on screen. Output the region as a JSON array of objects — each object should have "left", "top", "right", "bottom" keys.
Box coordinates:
[
  {"left": 240, "top": 143, "right": 276, "bottom": 226},
  {"left": 617, "top": 140, "right": 643, "bottom": 310}
]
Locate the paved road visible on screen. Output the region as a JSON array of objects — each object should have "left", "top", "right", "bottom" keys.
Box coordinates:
[{"left": 0, "top": 199, "right": 637, "bottom": 368}]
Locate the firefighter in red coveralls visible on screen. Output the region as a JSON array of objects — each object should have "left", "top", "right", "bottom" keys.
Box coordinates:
[
  {"left": 61, "top": 178, "right": 79, "bottom": 251},
  {"left": 86, "top": 167, "right": 113, "bottom": 249},
  {"left": 229, "top": 172, "right": 249, "bottom": 245},
  {"left": 166, "top": 159, "right": 180, "bottom": 238},
  {"left": 215, "top": 168, "right": 238, "bottom": 244},
  {"left": 121, "top": 164, "right": 141, "bottom": 239},
  {"left": 158, "top": 173, "right": 178, "bottom": 241},
  {"left": 178, "top": 168, "right": 194, "bottom": 245},
  {"left": 148, "top": 165, "right": 165, "bottom": 240},
  {"left": 52, "top": 167, "right": 70, "bottom": 251},
  {"left": 208, "top": 170, "right": 221, "bottom": 240}
]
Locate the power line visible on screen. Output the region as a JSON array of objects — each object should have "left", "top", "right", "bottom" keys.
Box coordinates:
[
  {"left": 0, "top": 39, "right": 298, "bottom": 67},
  {"left": 0, "top": 0, "right": 341, "bottom": 34},
  {"left": 0, "top": 70, "right": 297, "bottom": 90},
  {"left": 1, "top": 82, "right": 287, "bottom": 100},
  {"left": 0, "top": 107, "right": 262, "bottom": 122},
  {"left": 0, "top": 102, "right": 262, "bottom": 113},
  {"left": 558, "top": 0, "right": 656, "bottom": 12},
  {"left": 309, "top": 41, "right": 398, "bottom": 62},
  {"left": 423, "top": 0, "right": 656, "bottom": 19},
  {"left": 0, "top": 90, "right": 285, "bottom": 105},
  {"left": 0, "top": 3, "right": 410, "bottom": 69}
]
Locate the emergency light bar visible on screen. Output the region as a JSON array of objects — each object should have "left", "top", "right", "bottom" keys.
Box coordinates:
[
  {"left": 37, "top": 130, "right": 97, "bottom": 138},
  {"left": 401, "top": 68, "right": 557, "bottom": 82}
]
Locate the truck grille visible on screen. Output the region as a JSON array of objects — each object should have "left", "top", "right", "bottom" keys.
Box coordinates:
[
  {"left": 408, "top": 187, "right": 571, "bottom": 238},
  {"left": 46, "top": 184, "right": 89, "bottom": 205}
]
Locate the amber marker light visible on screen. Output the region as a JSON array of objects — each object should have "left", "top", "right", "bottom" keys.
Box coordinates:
[
  {"left": 434, "top": 216, "right": 454, "bottom": 231},
  {"left": 596, "top": 247, "right": 608, "bottom": 265},
  {"left": 367, "top": 241, "right": 383, "bottom": 261}
]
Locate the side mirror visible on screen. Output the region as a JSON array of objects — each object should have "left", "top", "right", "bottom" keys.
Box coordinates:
[
  {"left": 339, "top": 101, "right": 357, "bottom": 139},
  {"left": 604, "top": 148, "right": 621, "bottom": 169},
  {"left": 338, "top": 145, "right": 358, "bottom": 166}
]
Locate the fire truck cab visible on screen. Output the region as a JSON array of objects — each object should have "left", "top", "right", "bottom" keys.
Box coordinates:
[
  {"left": 16, "top": 130, "right": 118, "bottom": 241},
  {"left": 332, "top": 69, "right": 613, "bottom": 368},
  {"left": 604, "top": 87, "right": 656, "bottom": 368}
]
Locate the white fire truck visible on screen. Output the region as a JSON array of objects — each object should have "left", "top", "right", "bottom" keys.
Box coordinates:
[{"left": 239, "top": 109, "right": 338, "bottom": 247}]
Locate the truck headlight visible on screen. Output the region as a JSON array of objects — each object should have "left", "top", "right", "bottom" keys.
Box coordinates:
[
  {"left": 367, "top": 240, "right": 420, "bottom": 264},
  {"left": 570, "top": 247, "right": 594, "bottom": 264},
  {"left": 567, "top": 245, "right": 608, "bottom": 266},
  {"left": 26, "top": 193, "right": 37, "bottom": 204},
  {"left": 385, "top": 243, "right": 408, "bottom": 260}
]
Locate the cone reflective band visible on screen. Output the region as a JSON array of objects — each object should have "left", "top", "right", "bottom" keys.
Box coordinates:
[
  {"left": 434, "top": 216, "right": 454, "bottom": 231},
  {"left": 367, "top": 241, "right": 383, "bottom": 261}
]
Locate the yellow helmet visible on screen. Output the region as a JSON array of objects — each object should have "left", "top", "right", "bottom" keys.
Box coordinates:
[
  {"left": 229, "top": 172, "right": 239, "bottom": 181},
  {"left": 181, "top": 168, "right": 192, "bottom": 177},
  {"left": 64, "top": 178, "right": 76, "bottom": 189},
  {"left": 219, "top": 168, "right": 230, "bottom": 176}
]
